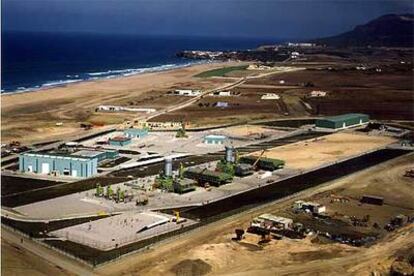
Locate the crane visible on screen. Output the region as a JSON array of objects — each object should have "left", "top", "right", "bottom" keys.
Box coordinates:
[{"left": 252, "top": 149, "right": 266, "bottom": 169}]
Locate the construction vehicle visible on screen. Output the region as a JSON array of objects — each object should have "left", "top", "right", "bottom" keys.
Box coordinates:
[
  {"left": 174, "top": 210, "right": 180, "bottom": 221},
  {"left": 204, "top": 183, "right": 212, "bottom": 191},
  {"left": 234, "top": 229, "right": 245, "bottom": 241},
  {"left": 404, "top": 169, "right": 414, "bottom": 178},
  {"left": 253, "top": 149, "right": 266, "bottom": 169},
  {"left": 258, "top": 231, "right": 272, "bottom": 245},
  {"left": 172, "top": 210, "right": 186, "bottom": 224}
]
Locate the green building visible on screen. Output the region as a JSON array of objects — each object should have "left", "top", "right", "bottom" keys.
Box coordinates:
[{"left": 315, "top": 113, "right": 369, "bottom": 130}]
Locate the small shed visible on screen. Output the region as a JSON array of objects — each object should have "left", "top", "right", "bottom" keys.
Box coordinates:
[
  {"left": 124, "top": 128, "right": 148, "bottom": 139},
  {"left": 204, "top": 135, "right": 227, "bottom": 145},
  {"left": 360, "top": 195, "right": 384, "bottom": 206}
]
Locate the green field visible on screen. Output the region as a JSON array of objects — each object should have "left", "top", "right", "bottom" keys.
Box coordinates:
[{"left": 195, "top": 65, "right": 248, "bottom": 78}]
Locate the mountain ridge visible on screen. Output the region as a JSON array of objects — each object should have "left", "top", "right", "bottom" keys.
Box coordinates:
[{"left": 311, "top": 14, "right": 414, "bottom": 47}]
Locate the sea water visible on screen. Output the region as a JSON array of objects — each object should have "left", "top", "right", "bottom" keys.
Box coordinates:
[{"left": 2, "top": 31, "right": 276, "bottom": 93}]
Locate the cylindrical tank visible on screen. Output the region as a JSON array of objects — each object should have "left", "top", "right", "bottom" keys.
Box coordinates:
[
  {"left": 225, "top": 146, "right": 235, "bottom": 163},
  {"left": 164, "top": 157, "right": 173, "bottom": 177}
]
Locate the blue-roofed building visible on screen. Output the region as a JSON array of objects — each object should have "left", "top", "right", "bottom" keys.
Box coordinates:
[
  {"left": 108, "top": 136, "right": 131, "bottom": 147},
  {"left": 19, "top": 152, "right": 98, "bottom": 178},
  {"left": 203, "top": 135, "right": 227, "bottom": 145},
  {"left": 18, "top": 149, "right": 119, "bottom": 178},
  {"left": 123, "top": 128, "right": 148, "bottom": 139}
]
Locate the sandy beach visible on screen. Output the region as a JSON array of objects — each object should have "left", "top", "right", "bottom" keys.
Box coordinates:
[{"left": 1, "top": 61, "right": 240, "bottom": 144}]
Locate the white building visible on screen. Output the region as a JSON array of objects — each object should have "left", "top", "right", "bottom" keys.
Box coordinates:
[
  {"left": 251, "top": 214, "right": 293, "bottom": 230},
  {"left": 97, "top": 105, "right": 156, "bottom": 113},
  {"left": 309, "top": 90, "right": 327, "bottom": 97},
  {"left": 173, "top": 89, "right": 201, "bottom": 96},
  {"left": 294, "top": 200, "right": 326, "bottom": 214},
  {"left": 247, "top": 64, "right": 272, "bottom": 70},
  {"left": 290, "top": 52, "right": 300, "bottom": 59},
  {"left": 261, "top": 93, "right": 280, "bottom": 100},
  {"left": 211, "top": 91, "right": 231, "bottom": 97},
  {"left": 287, "top": 42, "right": 315, "bottom": 47}
]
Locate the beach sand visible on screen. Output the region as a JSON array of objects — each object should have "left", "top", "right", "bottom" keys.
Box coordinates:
[{"left": 1, "top": 62, "right": 240, "bottom": 144}]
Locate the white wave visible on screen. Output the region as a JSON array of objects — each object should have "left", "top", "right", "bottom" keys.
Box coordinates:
[
  {"left": 3, "top": 60, "right": 207, "bottom": 94},
  {"left": 86, "top": 61, "right": 205, "bottom": 79},
  {"left": 41, "top": 79, "right": 83, "bottom": 87}
]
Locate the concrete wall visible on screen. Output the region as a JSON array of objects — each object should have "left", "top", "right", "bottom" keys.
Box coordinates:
[
  {"left": 109, "top": 139, "right": 131, "bottom": 147},
  {"left": 19, "top": 154, "right": 98, "bottom": 178}
]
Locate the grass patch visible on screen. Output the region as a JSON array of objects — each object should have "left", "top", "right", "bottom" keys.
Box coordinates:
[{"left": 195, "top": 65, "right": 248, "bottom": 78}]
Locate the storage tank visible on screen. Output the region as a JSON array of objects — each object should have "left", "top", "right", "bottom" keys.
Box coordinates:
[
  {"left": 225, "top": 146, "right": 235, "bottom": 163},
  {"left": 164, "top": 157, "right": 173, "bottom": 177}
]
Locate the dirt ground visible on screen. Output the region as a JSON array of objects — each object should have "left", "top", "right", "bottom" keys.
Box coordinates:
[
  {"left": 1, "top": 62, "right": 236, "bottom": 144},
  {"left": 154, "top": 49, "right": 413, "bottom": 126},
  {"left": 248, "top": 132, "right": 396, "bottom": 170},
  {"left": 1, "top": 238, "right": 74, "bottom": 276},
  {"left": 91, "top": 153, "right": 414, "bottom": 276},
  {"left": 218, "top": 124, "right": 277, "bottom": 138}
]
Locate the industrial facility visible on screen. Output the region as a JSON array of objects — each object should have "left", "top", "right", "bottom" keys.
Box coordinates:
[
  {"left": 19, "top": 149, "right": 119, "bottom": 178},
  {"left": 315, "top": 113, "right": 369, "bottom": 130}
]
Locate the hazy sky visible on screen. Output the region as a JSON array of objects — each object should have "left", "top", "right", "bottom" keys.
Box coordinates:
[{"left": 2, "top": 0, "right": 413, "bottom": 39}]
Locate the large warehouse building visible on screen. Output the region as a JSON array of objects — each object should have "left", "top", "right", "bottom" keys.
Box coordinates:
[
  {"left": 19, "top": 149, "right": 118, "bottom": 178},
  {"left": 315, "top": 113, "right": 369, "bottom": 130}
]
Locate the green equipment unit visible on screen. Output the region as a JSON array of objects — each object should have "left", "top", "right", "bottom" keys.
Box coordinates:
[
  {"left": 235, "top": 163, "right": 254, "bottom": 176},
  {"left": 155, "top": 176, "right": 174, "bottom": 192},
  {"left": 216, "top": 159, "right": 236, "bottom": 176},
  {"left": 183, "top": 167, "right": 233, "bottom": 186},
  {"left": 173, "top": 178, "right": 196, "bottom": 194},
  {"left": 239, "top": 156, "right": 285, "bottom": 171}
]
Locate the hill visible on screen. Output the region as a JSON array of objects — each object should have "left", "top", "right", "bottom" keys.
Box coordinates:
[{"left": 312, "top": 14, "right": 414, "bottom": 47}]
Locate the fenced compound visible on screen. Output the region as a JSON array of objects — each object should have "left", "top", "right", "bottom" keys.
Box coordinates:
[{"left": 2, "top": 148, "right": 411, "bottom": 267}]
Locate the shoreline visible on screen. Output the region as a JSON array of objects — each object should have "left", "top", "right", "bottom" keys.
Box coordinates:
[
  {"left": 1, "top": 60, "right": 243, "bottom": 144},
  {"left": 1, "top": 59, "right": 212, "bottom": 96}
]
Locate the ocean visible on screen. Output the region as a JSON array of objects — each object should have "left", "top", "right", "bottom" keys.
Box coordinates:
[{"left": 1, "top": 32, "right": 276, "bottom": 93}]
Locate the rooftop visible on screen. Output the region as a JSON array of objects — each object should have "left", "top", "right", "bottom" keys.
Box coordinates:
[
  {"left": 204, "top": 135, "right": 227, "bottom": 139},
  {"left": 319, "top": 113, "right": 369, "bottom": 123},
  {"left": 109, "top": 136, "right": 131, "bottom": 142},
  {"left": 73, "top": 150, "right": 105, "bottom": 158},
  {"left": 124, "top": 128, "right": 148, "bottom": 133},
  {"left": 258, "top": 213, "right": 293, "bottom": 224}
]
